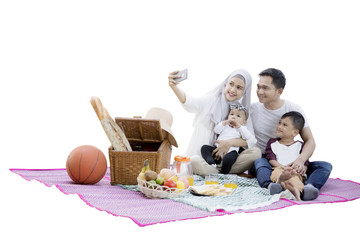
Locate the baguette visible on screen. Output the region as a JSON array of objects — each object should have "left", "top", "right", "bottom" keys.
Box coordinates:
[
  {"left": 103, "top": 107, "right": 132, "bottom": 151},
  {"left": 90, "top": 96, "right": 105, "bottom": 121},
  {"left": 90, "top": 96, "right": 132, "bottom": 151}
]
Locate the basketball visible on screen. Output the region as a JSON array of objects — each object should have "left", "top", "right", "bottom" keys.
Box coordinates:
[{"left": 66, "top": 145, "right": 107, "bottom": 184}]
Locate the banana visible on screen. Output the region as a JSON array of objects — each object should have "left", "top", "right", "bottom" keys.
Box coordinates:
[{"left": 138, "top": 159, "right": 150, "bottom": 181}]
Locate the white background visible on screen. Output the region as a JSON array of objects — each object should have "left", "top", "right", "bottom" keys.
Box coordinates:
[{"left": 1, "top": 0, "right": 359, "bottom": 239}]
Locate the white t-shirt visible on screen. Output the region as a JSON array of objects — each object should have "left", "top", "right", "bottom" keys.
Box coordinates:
[
  {"left": 182, "top": 94, "right": 257, "bottom": 157},
  {"left": 270, "top": 140, "right": 303, "bottom": 166},
  {"left": 249, "top": 100, "right": 309, "bottom": 154}
]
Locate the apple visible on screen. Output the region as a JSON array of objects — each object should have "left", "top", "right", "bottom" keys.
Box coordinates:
[
  {"left": 155, "top": 177, "right": 165, "bottom": 185},
  {"left": 163, "top": 179, "right": 177, "bottom": 190}
]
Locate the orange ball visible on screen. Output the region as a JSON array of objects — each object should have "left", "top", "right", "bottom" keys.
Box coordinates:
[{"left": 66, "top": 145, "right": 107, "bottom": 184}]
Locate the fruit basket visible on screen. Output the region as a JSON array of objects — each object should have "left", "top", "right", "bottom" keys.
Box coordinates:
[{"left": 137, "top": 178, "right": 185, "bottom": 199}]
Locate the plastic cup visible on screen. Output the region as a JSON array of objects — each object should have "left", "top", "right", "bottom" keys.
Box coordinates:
[
  {"left": 223, "top": 174, "right": 238, "bottom": 189},
  {"left": 187, "top": 176, "right": 194, "bottom": 186},
  {"left": 205, "top": 175, "right": 219, "bottom": 185}
]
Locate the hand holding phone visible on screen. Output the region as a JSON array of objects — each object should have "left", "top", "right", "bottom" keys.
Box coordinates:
[{"left": 174, "top": 69, "right": 188, "bottom": 82}]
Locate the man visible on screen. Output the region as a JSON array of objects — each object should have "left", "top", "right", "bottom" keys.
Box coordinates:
[{"left": 250, "top": 68, "right": 332, "bottom": 201}]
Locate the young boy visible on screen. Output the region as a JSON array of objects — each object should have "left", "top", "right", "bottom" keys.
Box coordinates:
[
  {"left": 201, "top": 103, "right": 254, "bottom": 174},
  {"left": 265, "top": 111, "right": 308, "bottom": 201}
]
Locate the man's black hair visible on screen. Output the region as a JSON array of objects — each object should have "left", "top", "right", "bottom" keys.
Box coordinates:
[{"left": 259, "top": 68, "right": 286, "bottom": 89}]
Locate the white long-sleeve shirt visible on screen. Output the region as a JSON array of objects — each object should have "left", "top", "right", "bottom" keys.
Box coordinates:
[{"left": 214, "top": 122, "right": 253, "bottom": 153}]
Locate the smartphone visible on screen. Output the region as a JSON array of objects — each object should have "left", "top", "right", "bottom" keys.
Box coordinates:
[{"left": 174, "top": 69, "right": 188, "bottom": 82}]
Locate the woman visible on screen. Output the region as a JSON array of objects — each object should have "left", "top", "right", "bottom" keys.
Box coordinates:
[{"left": 168, "top": 69, "right": 261, "bottom": 176}]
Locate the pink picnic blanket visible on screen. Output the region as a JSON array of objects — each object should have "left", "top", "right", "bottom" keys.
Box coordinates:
[{"left": 10, "top": 168, "right": 360, "bottom": 227}]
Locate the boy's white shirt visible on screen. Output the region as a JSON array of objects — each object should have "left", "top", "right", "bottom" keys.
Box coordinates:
[
  {"left": 249, "top": 100, "right": 309, "bottom": 154},
  {"left": 270, "top": 140, "right": 303, "bottom": 165}
]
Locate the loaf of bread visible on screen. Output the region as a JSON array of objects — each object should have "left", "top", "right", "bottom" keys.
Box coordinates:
[{"left": 90, "top": 96, "right": 132, "bottom": 151}]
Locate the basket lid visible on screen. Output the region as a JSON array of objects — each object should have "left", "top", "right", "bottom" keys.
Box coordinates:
[{"left": 115, "top": 117, "right": 174, "bottom": 145}]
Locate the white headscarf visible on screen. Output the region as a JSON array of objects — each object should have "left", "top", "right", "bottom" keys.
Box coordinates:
[
  {"left": 206, "top": 69, "right": 252, "bottom": 126},
  {"left": 183, "top": 69, "right": 253, "bottom": 155}
]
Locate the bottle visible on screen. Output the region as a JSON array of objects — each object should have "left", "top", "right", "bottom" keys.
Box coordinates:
[{"left": 171, "top": 156, "right": 194, "bottom": 186}]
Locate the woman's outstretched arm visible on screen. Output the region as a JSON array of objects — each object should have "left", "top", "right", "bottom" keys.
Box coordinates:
[{"left": 168, "top": 70, "right": 186, "bottom": 104}]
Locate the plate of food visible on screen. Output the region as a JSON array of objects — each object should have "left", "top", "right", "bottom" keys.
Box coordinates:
[
  {"left": 189, "top": 184, "right": 233, "bottom": 196},
  {"left": 189, "top": 189, "right": 211, "bottom": 196}
]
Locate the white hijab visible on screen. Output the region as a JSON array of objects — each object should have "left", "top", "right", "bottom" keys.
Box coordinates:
[
  {"left": 206, "top": 69, "right": 252, "bottom": 126},
  {"left": 184, "top": 69, "right": 253, "bottom": 155}
]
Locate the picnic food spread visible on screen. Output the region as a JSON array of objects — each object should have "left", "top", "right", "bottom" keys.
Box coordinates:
[
  {"left": 136, "top": 158, "right": 236, "bottom": 198},
  {"left": 82, "top": 96, "right": 235, "bottom": 198}
]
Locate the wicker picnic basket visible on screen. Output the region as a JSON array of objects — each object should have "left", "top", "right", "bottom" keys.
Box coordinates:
[{"left": 108, "top": 116, "right": 174, "bottom": 185}]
